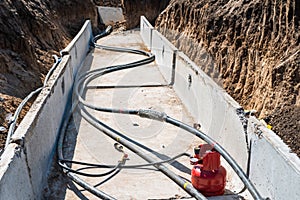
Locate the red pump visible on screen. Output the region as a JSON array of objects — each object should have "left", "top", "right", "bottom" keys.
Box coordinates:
[{"left": 190, "top": 144, "right": 226, "bottom": 197}]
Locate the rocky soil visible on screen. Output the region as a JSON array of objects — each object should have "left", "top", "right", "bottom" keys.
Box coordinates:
[
  {"left": 122, "top": 0, "right": 170, "bottom": 29},
  {"left": 156, "top": 0, "right": 300, "bottom": 156},
  {"left": 94, "top": 0, "right": 122, "bottom": 7},
  {"left": 0, "top": 0, "right": 98, "bottom": 149}
]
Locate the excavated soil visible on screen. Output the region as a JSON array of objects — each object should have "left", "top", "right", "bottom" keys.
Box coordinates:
[
  {"left": 0, "top": 0, "right": 299, "bottom": 157},
  {"left": 156, "top": 0, "right": 300, "bottom": 156}
]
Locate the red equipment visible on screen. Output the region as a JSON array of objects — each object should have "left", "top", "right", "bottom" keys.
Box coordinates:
[{"left": 190, "top": 144, "right": 226, "bottom": 196}]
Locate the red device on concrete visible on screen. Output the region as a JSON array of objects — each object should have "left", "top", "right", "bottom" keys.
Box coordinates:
[{"left": 190, "top": 144, "right": 226, "bottom": 196}]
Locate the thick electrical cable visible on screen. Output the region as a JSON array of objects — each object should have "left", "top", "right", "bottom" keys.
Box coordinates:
[
  {"left": 75, "top": 27, "right": 266, "bottom": 199},
  {"left": 59, "top": 161, "right": 122, "bottom": 178},
  {"left": 59, "top": 24, "right": 267, "bottom": 199},
  {"left": 57, "top": 98, "right": 117, "bottom": 200},
  {"left": 59, "top": 152, "right": 190, "bottom": 170},
  {"left": 78, "top": 104, "right": 208, "bottom": 200},
  {"left": 58, "top": 27, "right": 207, "bottom": 199},
  {"left": 67, "top": 172, "right": 116, "bottom": 200}
]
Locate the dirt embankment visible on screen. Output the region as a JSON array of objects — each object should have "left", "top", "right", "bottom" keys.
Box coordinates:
[
  {"left": 122, "top": 0, "right": 170, "bottom": 29},
  {"left": 0, "top": 0, "right": 98, "bottom": 149},
  {"left": 94, "top": 0, "right": 122, "bottom": 7},
  {"left": 156, "top": 0, "right": 300, "bottom": 156}
]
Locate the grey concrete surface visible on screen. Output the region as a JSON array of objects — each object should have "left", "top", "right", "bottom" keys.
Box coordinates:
[
  {"left": 98, "top": 6, "right": 124, "bottom": 26},
  {"left": 59, "top": 30, "right": 203, "bottom": 200},
  {"left": 141, "top": 17, "right": 249, "bottom": 196},
  {"left": 0, "top": 143, "right": 34, "bottom": 199},
  {"left": 173, "top": 52, "right": 249, "bottom": 189},
  {"left": 248, "top": 117, "right": 300, "bottom": 199},
  {"left": 140, "top": 16, "right": 153, "bottom": 49},
  {"left": 61, "top": 20, "right": 93, "bottom": 77},
  {"left": 151, "top": 29, "right": 177, "bottom": 84},
  {"left": 45, "top": 28, "right": 249, "bottom": 199}
]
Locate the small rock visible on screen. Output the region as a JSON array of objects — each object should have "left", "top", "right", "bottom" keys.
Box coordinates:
[
  {"left": 0, "top": 126, "right": 7, "bottom": 133},
  {"left": 5, "top": 113, "right": 13, "bottom": 122},
  {"left": 133, "top": 123, "right": 139, "bottom": 127},
  {"left": 193, "top": 123, "right": 201, "bottom": 130}
]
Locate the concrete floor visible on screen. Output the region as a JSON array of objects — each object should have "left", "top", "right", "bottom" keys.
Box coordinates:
[{"left": 46, "top": 30, "right": 248, "bottom": 200}]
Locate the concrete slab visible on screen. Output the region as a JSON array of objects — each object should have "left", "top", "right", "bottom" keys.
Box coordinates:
[
  {"left": 46, "top": 30, "right": 247, "bottom": 200},
  {"left": 67, "top": 30, "right": 199, "bottom": 199},
  {"left": 98, "top": 6, "right": 124, "bottom": 26},
  {"left": 0, "top": 143, "right": 34, "bottom": 199}
]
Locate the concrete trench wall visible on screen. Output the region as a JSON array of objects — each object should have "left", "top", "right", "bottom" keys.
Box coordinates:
[
  {"left": 247, "top": 117, "right": 300, "bottom": 199},
  {"left": 141, "top": 16, "right": 248, "bottom": 169},
  {"left": 0, "top": 16, "right": 299, "bottom": 200},
  {"left": 0, "top": 20, "right": 92, "bottom": 199},
  {"left": 140, "top": 16, "right": 300, "bottom": 200}
]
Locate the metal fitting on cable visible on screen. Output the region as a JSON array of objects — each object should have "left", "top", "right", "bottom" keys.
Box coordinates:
[{"left": 138, "top": 109, "right": 167, "bottom": 121}]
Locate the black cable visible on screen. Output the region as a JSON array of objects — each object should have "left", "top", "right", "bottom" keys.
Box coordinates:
[
  {"left": 58, "top": 160, "right": 121, "bottom": 177},
  {"left": 67, "top": 22, "right": 266, "bottom": 199},
  {"left": 237, "top": 138, "right": 253, "bottom": 194},
  {"left": 67, "top": 172, "right": 116, "bottom": 200},
  {"left": 78, "top": 100, "right": 207, "bottom": 200},
  {"left": 93, "top": 169, "right": 121, "bottom": 188},
  {"left": 59, "top": 152, "right": 190, "bottom": 170},
  {"left": 58, "top": 26, "right": 207, "bottom": 200},
  {"left": 66, "top": 22, "right": 266, "bottom": 199}
]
